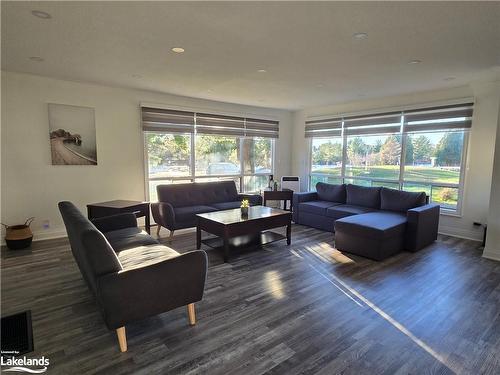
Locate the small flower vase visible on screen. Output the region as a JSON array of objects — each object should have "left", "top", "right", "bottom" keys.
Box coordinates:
[{"left": 241, "top": 207, "right": 249, "bottom": 217}]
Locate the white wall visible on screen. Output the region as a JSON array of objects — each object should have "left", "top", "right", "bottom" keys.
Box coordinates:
[
  {"left": 1, "top": 72, "right": 293, "bottom": 241},
  {"left": 483, "top": 89, "right": 500, "bottom": 261},
  {"left": 291, "top": 83, "right": 500, "bottom": 241}
]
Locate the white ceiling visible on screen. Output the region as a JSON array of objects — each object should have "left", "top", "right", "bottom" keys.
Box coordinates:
[{"left": 2, "top": 1, "right": 500, "bottom": 110}]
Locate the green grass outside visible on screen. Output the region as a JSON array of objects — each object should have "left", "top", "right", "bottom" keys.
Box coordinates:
[{"left": 312, "top": 165, "right": 460, "bottom": 184}]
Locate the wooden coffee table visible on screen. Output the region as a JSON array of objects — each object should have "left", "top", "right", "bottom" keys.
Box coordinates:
[
  {"left": 87, "top": 200, "right": 151, "bottom": 234},
  {"left": 196, "top": 206, "right": 292, "bottom": 262}
]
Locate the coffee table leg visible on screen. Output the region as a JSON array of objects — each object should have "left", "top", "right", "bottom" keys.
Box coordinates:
[
  {"left": 223, "top": 235, "right": 229, "bottom": 263},
  {"left": 286, "top": 223, "right": 291, "bottom": 245},
  {"left": 196, "top": 226, "right": 201, "bottom": 250}
]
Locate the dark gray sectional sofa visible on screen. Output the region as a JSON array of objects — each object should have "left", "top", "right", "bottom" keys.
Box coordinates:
[
  {"left": 293, "top": 183, "right": 440, "bottom": 260},
  {"left": 152, "top": 181, "right": 262, "bottom": 237}
]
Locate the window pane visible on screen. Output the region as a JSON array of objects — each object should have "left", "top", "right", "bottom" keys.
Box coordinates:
[
  {"left": 404, "top": 131, "right": 464, "bottom": 184},
  {"left": 311, "top": 137, "right": 342, "bottom": 176},
  {"left": 343, "top": 178, "right": 372, "bottom": 187},
  {"left": 146, "top": 133, "right": 191, "bottom": 178},
  {"left": 432, "top": 186, "right": 459, "bottom": 210},
  {"left": 149, "top": 179, "right": 192, "bottom": 202},
  {"left": 371, "top": 181, "right": 400, "bottom": 189},
  {"left": 195, "top": 135, "right": 240, "bottom": 176},
  {"left": 243, "top": 175, "right": 268, "bottom": 193},
  {"left": 242, "top": 138, "right": 273, "bottom": 174},
  {"left": 195, "top": 176, "right": 241, "bottom": 191},
  {"left": 345, "top": 134, "right": 401, "bottom": 180},
  {"left": 310, "top": 175, "right": 343, "bottom": 188},
  {"left": 403, "top": 182, "right": 431, "bottom": 197}
]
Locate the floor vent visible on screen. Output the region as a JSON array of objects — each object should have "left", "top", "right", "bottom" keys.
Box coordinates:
[{"left": 1, "top": 310, "right": 34, "bottom": 356}]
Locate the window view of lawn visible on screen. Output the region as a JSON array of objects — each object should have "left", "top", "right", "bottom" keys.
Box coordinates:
[{"left": 310, "top": 130, "right": 465, "bottom": 210}]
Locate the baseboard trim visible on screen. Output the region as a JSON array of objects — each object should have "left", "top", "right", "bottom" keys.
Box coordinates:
[
  {"left": 482, "top": 249, "right": 500, "bottom": 262},
  {"left": 1, "top": 228, "right": 67, "bottom": 246},
  {"left": 438, "top": 225, "right": 482, "bottom": 242}
]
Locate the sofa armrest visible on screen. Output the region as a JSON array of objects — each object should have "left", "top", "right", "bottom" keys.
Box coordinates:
[
  {"left": 406, "top": 203, "right": 440, "bottom": 252},
  {"left": 237, "top": 193, "right": 262, "bottom": 206},
  {"left": 151, "top": 202, "right": 175, "bottom": 230},
  {"left": 292, "top": 192, "right": 318, "bottom": 222},
  {"left": 91, "top": 213, "right": 138, "bottom": 233},
  {"left": 96, "top": 250, "right": 208, "bottom": 329}
]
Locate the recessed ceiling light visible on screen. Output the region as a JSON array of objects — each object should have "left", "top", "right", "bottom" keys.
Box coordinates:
[
  {"left": 132, "top": 74, "right": 142, "bottom": 78},
  {"left": 29, "top": 56, "right": 44, "bottom": 62},
  {"left": 257, "top": 69, "right": 267, "bottom": 73},
  {"left": 352, "top": 32, "right": 368, "bottom": 40},
  {"left": 31, "top": 10, "right": 51, "bottom": 19},
  {"left": 171, "top": 47, "right": 185, "bottom": 53},
  {"left": 444, "top": 76, "right": 456, "bottom": 81},
  {"left": 408, "top": 59, "right": 422, "bottom": 65}
]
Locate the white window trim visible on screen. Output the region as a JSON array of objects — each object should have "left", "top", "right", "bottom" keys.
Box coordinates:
[
  {"left": 143, "top": 132, "right": 276, "bottom": 201},
  {"left": 307, "top": 128, "right": 469, "bottom": 216}
]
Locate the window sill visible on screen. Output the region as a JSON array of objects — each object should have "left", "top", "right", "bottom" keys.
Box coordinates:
[{"left": 440, "top": 210, "right": 462, "bottom": 218}]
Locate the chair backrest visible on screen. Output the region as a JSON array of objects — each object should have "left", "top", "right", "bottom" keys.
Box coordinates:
[
  {"left": 58, "top": 201, "right": 122, "bottom": 294},
  {"left": 156, "top": 181, "right": 239, "bottom": 207}
]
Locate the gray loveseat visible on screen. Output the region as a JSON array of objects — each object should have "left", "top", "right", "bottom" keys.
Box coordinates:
[
  {"left": 58, "top": 201, "right": 207, "bottom": 352},
  {"left": 293, "top": 183, "right": 440, "bottom": 260},
  {"left": 152, "top": 181, "right": 262, "bottom": 238}
]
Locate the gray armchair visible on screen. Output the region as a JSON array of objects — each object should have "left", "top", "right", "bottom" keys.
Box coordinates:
[{"left": 58, "top": 201, "right": 207, "bottom": 352}]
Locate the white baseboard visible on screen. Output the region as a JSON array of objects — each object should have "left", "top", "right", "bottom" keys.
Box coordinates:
[
  {"left": 1, "top": 227, "right": 67, "bottom": 246},
  {"left": 438, "top": 225, "right": 483, "bottom": 242},
  {"left": 482, "top": 248, "right": 500, "bottom": 262}
]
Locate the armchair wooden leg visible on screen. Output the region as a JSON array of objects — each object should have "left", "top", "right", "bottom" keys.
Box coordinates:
[
  {"left": 169, "top": 230, "right": 175, "bottom": 241},
  {"left": 116, "top": 327, "right": 127, "bottom": 352},
  {"left": 187, "top": 303, "right": 196, "bottom": 326},
  {"left": 156, "top": 225, "right": 161, "bottom": 236}
]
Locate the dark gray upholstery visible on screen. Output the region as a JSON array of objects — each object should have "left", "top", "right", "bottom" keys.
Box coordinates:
[
  {"left": 293, "top": 182, "right": 440, "bottom": 260},
  {"left": 104, "top": 227, "right": 158, "bottom": 251},
  {"left": 58, "top": 201, "right": 208, "bottom": 330},
  {"left": 326, "top": 204, "right": 375, "bottom": 220},
  {"left": 334, "top": 212, "right": 408, "bottom": 261},
  {"left": 152, "top": 181, "right": 262, "bottom": 232},
  {"left": 299, "top": 200, "right": 341, "bottom": 216},
  {"left": 380, "top": 187, "right": 427, "bottom": 212},
  {"left": 346, "top": 184, "right": 381, "bottom": 208},
  {"left": 316, "top": 182, "right": 346, "bottom": 203}
]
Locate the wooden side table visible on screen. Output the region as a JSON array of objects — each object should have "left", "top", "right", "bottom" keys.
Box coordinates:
[
  {"left": 87, "top": 200, "right": 151, "bottom": 234},
  {"left": 263, "top": 190, "right": 294, "bottom": 211}
]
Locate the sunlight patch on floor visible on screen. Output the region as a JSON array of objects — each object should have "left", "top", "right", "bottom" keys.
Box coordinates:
[
  {"left": 264, "top": 270, "right": 285, "bottom": 299},
  {"left": 308, "top": 263, "right": 455, "bottom": 373}
]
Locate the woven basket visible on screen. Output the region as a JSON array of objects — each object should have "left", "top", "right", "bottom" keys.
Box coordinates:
[{"left": 2, "top": 218, "right": 34, "bottom": 250}]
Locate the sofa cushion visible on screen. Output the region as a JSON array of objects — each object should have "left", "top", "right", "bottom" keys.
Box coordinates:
[
  {"left": 326, "top": 204, "right": 375, "bottom": 220},
  {"left": 174, "top": 205, "right": 217, "bottom": 222},
  {"left": 346, "top": 184, "right": 381, "bottom": 209},
  {"left": 117, "top": 244, "right": 180, "bottom": 270},
  {"left": 211, "top": 201, "right": 242, "bottom": 210},
  {"left": 380, "top": 187, "right": 427, "bottom": 212},
  {"left": 334, "top": 212, "right": 407, "bottom": 240},
  {"left": 299, "top": 200, "right": 341, "bottom": 216},
  {"left": 157, "top": 181, "right": 239, "bottom": 206},
  {"left": 316, "top": 182, "right": 346, "bottom": 203},
  {"left": 104, "top": 227, "right": 159, "bottom": 252}
]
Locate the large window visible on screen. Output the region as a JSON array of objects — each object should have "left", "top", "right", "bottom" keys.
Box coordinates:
[
  {"left": 142, "top": 107, "right": 277, "bottom": 201},
  {"left": 306, "top": 102, "right": 472, "bottom": 213}
]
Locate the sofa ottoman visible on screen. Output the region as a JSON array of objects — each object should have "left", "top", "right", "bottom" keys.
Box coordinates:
[{"left": 334, "top": 212, "right": 407, "bottom": 261}]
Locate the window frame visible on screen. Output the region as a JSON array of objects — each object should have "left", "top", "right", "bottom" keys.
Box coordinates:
[
  {"left": 308, "top": 124, "right": 469, "bottom": 215},
  {"left": 144, "top": 131, "right": 275, "bottom": 201}
]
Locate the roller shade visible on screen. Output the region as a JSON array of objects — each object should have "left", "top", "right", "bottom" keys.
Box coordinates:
[
  {"left": 305, "top": 117, "right": 342, "bottom": 138},
  {"left": 142, "top": 106, "right": 279, "bottom": 138},
  {"left": 245, "top": 118, "right": 279, "bottom": 138},
  {"left": 196, "top": 113, "right": 245, "bottom": 136},
  {"left": 403, "top": 103, "right": 474, "bottom": 133},
  {"left": 141, "top": 107, "right": 195, "bottom": 133},
  {"left": 344, "top": 111, "right": 402, "bottom": 135}
]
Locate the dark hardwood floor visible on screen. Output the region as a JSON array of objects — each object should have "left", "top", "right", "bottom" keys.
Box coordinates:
[{"left": 2, "top": 225, "right": 500, "bottom": 374}]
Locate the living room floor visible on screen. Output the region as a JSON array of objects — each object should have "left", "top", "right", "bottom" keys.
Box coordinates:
[{"left": 2, "top": 225, "right": 500, "bottom": 374}]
